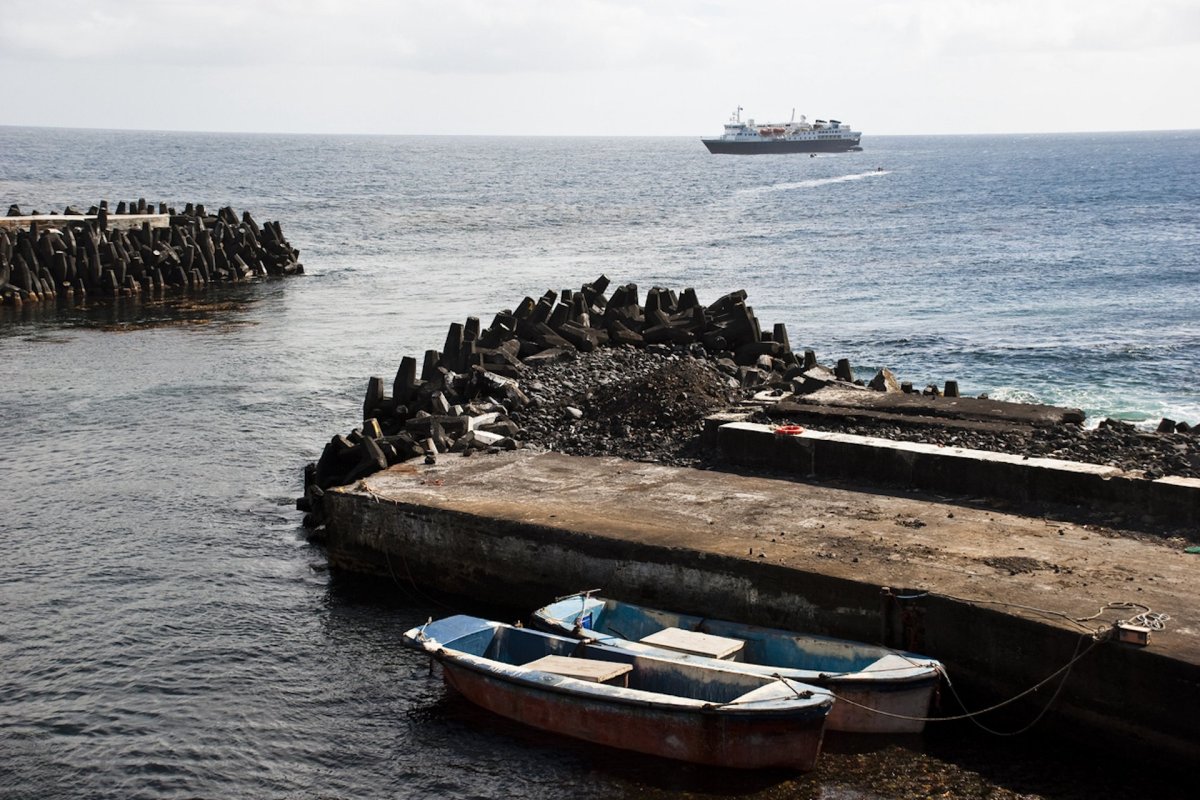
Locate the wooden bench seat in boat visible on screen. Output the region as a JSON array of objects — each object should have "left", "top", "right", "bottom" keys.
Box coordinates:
[
  {"left": 523, "top": 655, "right": 632, "bottom": 687},
  {"left": 639, "top": 627, "right": 745, "bottom": 661}
]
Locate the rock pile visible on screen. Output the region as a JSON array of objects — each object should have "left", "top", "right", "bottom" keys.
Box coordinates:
[
  {"left": 0, "top": 201, "right": 302, "bottom": 308},
  {"left": 299, "top": 277, "right": 812, "bottom": 525}
]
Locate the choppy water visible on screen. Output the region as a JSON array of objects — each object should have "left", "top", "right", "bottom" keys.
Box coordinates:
[{"left": 1, "top": 126, "right": 1196, "bottom": 799}]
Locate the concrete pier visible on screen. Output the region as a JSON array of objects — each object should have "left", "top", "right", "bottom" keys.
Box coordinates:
[
  {"left": 321, "top": 450, "right": 1200, "bottom": 762},
  {"left": 0, "top": 213, "right": 169, "bottom": 232}
]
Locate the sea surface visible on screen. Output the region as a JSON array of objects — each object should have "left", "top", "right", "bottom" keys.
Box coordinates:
[{"left": 1, "top": 126, "right": 1196, "bottom": 799}]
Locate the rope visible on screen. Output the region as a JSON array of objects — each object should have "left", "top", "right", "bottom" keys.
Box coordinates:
[
  {"left": 1128, "top": 610, "right": 1170, "bottom": 630},
  {"left": 867, "top": 588, "right": 1169, "bottom": 734},
  {"left": 941, "top": 632, "right": 1095, "bottom": 735},
  {"left": 712, "top": 674, "right": 816, "bottom": 707},
  {"left": 358, "top": 474, "right": 462, "bottom": 614},
  {"left": 826, "top": 630, "right": 1105, "bottom": 727},
  {"left": 383, "top": 544, "right": 459, "bottom": 613},
  {"left": 887, "top": 591, "right": 1169, "bottom": 637},
  {"left": 1074, "top": 602, "right": 1170, "bottom": 631}
]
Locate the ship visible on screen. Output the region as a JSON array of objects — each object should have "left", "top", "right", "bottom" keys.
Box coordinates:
[{"left": 702, "top": 107, "right": 862, "bottom": 154}]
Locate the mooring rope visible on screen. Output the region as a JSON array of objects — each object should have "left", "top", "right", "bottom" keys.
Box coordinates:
[{"left": 825, "top": 629, "right": 1105, "bottom": 730}]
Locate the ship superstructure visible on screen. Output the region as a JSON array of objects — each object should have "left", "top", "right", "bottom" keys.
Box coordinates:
[{"left": 702, "top": 108, "right": 862, "bottom": 154}]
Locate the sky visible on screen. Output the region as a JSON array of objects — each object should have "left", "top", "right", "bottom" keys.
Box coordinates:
[{"left": 1, "top": 0, "right": 1198, "bottom": 136}]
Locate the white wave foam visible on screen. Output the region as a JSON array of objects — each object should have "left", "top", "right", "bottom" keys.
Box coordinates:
[
  {"left": 737, "top": 170, "right": 888, "bottom": 196},
  {"left": 989, "top": 385, "right": 1200, "bottom": 430}
]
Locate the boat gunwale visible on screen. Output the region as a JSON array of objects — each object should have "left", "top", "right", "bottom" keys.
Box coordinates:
[
  {"left": 432, "top": 645, "right": 834, "bottom": 720},
  {"left": 403, "top": 619, "right": 834, "bottom": 719},
  {"left": 533, "top": 595, "right": 943, "bottom": 691}
]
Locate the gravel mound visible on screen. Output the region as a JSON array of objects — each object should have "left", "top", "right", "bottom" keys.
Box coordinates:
[{"left": 511, "top": 345, "right": 740, "bottom": 465}]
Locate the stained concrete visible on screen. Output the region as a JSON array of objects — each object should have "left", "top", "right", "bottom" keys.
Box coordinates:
[
  {"left": 322, "top": 449, "right": 1200, "bottom": 761},
  {"left": 717, "top": 421, "right": 1200, "bottom": 526},
  {"left": 777, "top": 385, "right": 1086, "bottom": 426},
  {"left": 0, "top": 213, "right": 170, "bottom": 232}
]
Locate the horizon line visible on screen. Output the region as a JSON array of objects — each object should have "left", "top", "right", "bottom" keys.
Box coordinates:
[{"left": 3, "top": 123, "right": 1198, "bottom": 139}]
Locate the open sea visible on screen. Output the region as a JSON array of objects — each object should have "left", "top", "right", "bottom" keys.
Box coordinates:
[{"left": 1, "top": 126, "right": 1197, "bottom": 799}]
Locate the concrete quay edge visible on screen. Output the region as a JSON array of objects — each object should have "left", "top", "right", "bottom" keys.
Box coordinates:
[
  {"left": 716, "top": 421, "right": 1200, "bottom": 527},
  {"left": 320, "top": 451, "right": 1200, "bottom": 763},
  {"left": 0, "top": 213, "right": 170, "bottom": 232}
]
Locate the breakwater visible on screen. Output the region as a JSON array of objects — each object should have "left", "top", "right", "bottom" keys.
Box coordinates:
[
  {"left": 301, "top": 278, "right": 1200, "bottom": 535},
  {"left": 300, "top": 276, "right": 884, "bottom": 522},
  {"left": 0, "top": 200, "right": 302, "bottom": 309}
]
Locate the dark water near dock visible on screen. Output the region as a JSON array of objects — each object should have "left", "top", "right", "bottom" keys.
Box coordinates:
[{"left": 1, "top": 127, "right": 1196, "bottom": 798}]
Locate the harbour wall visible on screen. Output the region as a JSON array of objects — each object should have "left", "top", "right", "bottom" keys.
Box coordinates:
[{"left": 319, "top": 454, "right": 1200, "bottom": 764}]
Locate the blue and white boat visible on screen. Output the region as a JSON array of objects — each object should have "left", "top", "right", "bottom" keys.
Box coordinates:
[{"left": 533, "top": 594, "right": 942, "bottom": 734}]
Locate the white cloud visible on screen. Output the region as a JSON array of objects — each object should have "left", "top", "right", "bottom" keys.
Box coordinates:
[
  {"left": 0, "top": 0, "right": 1197, "bottom": 134},
  {"left": 865, "top": 0, "right": 1200, "bottom": 56},
  {"left": 0, "top": 0, "right": 720, "bottom": 72}
]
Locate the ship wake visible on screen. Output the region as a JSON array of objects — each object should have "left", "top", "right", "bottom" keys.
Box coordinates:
[{"left": 739, "top": 170, "right": 889, "bottom": 195}]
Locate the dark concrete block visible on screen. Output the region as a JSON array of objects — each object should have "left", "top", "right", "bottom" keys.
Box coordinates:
[
  {"left": 558, "top": 320, "right": 599, "bottom": 351},
  {"left": 524, "top": 347, "right": 573, "bottom": 366},
  {"left": 364, "top": 376, "right": 388, "bottom": 421},
  {"left": 344, "top": 437, "right": 388, "bottom": 483},
  {"left": 773, "top": 323, "right": 791, "bottom": 352},
  {"left": 393, "top": 356, "right": 418, "bottom": 403},
  {"left": 734, "top": 340, "right": 783, "bottom": 366},
  {"left": 643, "top": 324, "right": 695, "bottom": 345},
  {"left": 420, "top": 350, "right": 441, "bottom": 382},
  {"left": 608, "top": 319, "right": 644, "bottom": 347},
  {"left": 442, "top": 322, "right": 465, "bottom": 371}
]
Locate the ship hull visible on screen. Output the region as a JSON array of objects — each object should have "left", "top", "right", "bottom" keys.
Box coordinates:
[{"left": 702, "top": 137, "right": 862, "bottom": 155}]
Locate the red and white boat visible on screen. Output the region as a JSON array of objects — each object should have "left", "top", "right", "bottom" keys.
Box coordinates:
[{"left": 403, "top": 615, "right": 834, "bottom": 770}]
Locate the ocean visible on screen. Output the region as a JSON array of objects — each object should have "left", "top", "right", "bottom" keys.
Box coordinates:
[{"left": 1, "top": 126, "right": 1196, "bottom": 799}]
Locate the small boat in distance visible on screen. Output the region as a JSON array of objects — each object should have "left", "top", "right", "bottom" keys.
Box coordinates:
[
  {"left": 534, "top": 593, "right": 942, "bottom": 734},
  {"left": 403, "top": 614, "right": 834, "bottom": 770},
  {"left": 703, "top": 107, "right": 862, "bottom": 154}
]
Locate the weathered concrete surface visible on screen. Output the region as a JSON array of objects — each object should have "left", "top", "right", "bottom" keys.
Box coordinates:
[
  {"left": 780, "top": 386, "right": 1086, "bottom": 426},
  {"left": 0, "top": 213, "right": 170, "bottom": 232},
  {"left": 718, "top": 422, "right": 1200, "bottom": 526},
  {"left": 322, "top": 450, "right": 1199, "bottom": 762}
]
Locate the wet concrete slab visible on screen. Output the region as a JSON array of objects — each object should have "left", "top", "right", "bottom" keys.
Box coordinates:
[{"left": 324, "top": 450, "right": 1200, "bottom": 760}]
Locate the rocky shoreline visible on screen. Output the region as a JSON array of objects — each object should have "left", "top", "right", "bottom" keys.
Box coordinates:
[{"left": 299, "top": 278, "right": 1199, "bottom": 528}]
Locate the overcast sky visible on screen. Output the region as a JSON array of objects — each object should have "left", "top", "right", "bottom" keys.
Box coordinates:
[{"left": 2, "top": 0, "right": 1197, "bottom": 136}]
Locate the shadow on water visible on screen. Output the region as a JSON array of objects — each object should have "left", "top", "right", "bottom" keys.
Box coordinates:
[{"left": 0, "top": 280, "right": 290, "bottom": 335}]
